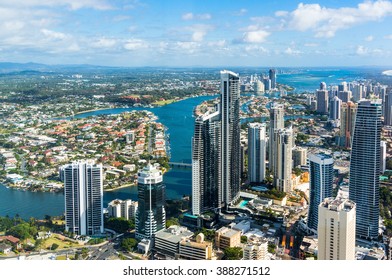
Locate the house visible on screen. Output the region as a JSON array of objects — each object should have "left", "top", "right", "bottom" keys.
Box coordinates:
[
  {"left": 0, "top": 235, "right": 21, "bottom": 249},
  {"left": 0, "top": 243, "right": 12, "bottom": 254}
]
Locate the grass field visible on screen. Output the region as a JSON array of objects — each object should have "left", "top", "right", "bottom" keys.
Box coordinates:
[
  {"left": 44, "top": 235, "right": 81, "bottom": 250},
  {"left": 152, "top": 99, "right": 177, "bottom": 106}
]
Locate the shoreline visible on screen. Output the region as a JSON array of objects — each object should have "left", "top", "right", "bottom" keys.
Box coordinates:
[
  {"left": 61, "top": 93, "right": 215, "bottom": 119},
  {"left": 104, "top": 183, "right": 135, "bottom": 192}
]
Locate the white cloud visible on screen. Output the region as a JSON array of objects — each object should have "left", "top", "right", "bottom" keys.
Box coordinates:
[
  {"left": 234, "top": 8, "right": 247, "bottom": 16},
  {"left": 277, "top": 0, "right": 392, "bottom": 38},
  {"left": 384, "top": 34, "right": 392, "bottom": 39},
  {"left": 0, "top": 0, "right": 113, "bottom": 10},
  {"left": 41, "top": 29, "right": 67, "bottom": 40},
  {"left": 304, "top": 43, "right": 319, "bottom": 47},
  {"left": 356, "top": 45, "right": 368, "bottom": 55},
  {"left": 124, "top": 39, "right": 148, "bottom": 50},
  {"left": 244, "top": 45, "right": 269, "bottom": 54},
  {"left": 91, "top": 38, "right": 117, "bottom": 48},
  {"left": 275, "top": 10, "right": 288, "bottom": 17},
  {"left": 182, "top": 12, "right": 211, "bottom": 20},
  {"left": 284, "top": 47, "right": 302, "bottom": 55},
  {"left": 356, "top": 45, "right": 386, "bottom": 56},
  {"left": 207, "top": 40, "right": 226, "bottom": 47},
  {"left": 365, "top": 35, "right": 374, "bottom": 41},
  {"left": 113, "top": 15, "right": 131, "bottom": 22},
  {"left": 185, "top": 24, "right": 214, "bottom": 42},
  {"left": 182, "top": 13, "right": 194, "bottom": 20},
  {"left": 242, "top": 30, "right": 270, "bottom": 43},
  {"left": 192, "top": 31, "right": 206, "bottom": 42}
]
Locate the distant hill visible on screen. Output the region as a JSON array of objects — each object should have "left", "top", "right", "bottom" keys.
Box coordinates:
[{"left": 0, "top": 62, "right": 125, "bottom": 74}]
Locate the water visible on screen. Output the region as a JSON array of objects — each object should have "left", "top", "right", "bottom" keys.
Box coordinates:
[
  {"left": 0, "top": 68, "right": 372, "bottom": 219},
  {"left": 0, "top": 95, "right": 213, "bottom": 219}
]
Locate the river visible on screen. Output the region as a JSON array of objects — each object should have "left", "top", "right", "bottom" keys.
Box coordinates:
[
  {"left": 0, "top": 68, "right": 373, "bottom": 219},
  {"left": 0, "top": 95, "right": 213, "bottom": 219}
]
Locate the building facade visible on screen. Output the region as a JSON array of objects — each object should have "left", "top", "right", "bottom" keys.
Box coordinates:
[
  {"left": 349, "top": 99, "right": 382, "bottom": 240},
  {"left": 307, "top": 153, "right": 334, "bottom": 231},
  {"left": 136, "top": 164, "right": 166, "bottom": 239},
  {"left": 192, "top": 70, "right": 241, "bottom": 215},
  {"left": 329, "top": 96, "right": 342, "bottom": 121},
  {"left": 293, "top": 146, "right": 307, "bottom": 167},
  {"left": 243, "top": 235, "right": 268, "bottom": 260},
  {"left": 220, "top": 70, "right": 241, "bottom": 208},
  {"left": 318, "top": 197, "right": 356, "bottom": 260},
  {"left": 269, "top": 69, "right": 276, "bottom": 89},
  {"left": 192, "top": 110, "right": 221, "bottom": 215},
  {"left": 339, "top": 102, "right": 357, "bottom": 148},
  {"left": 107, "top": 199, "right": 138, "bottom": 220},
  {"left": 316, "top": 90, "right": 329, "bottom": 114},
  {"left": 268, "top": 103, "right": 284, "bottom": 172},
  {"left": 384, "top": 92, "right": 392, "bottom": 126},
  {"left": 273, "top": 128, "right": 293, "bottom": 193},
  {"left": 248, "top": 123, "right": 267, "bottom": 184},
  {"left": 63, "top": 161, "right": 103, "bottom": 236}
]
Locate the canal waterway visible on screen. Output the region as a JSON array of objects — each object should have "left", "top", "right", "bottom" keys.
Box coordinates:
[{"left": 0, "top": 68, "right": 374, "bottom": 219}]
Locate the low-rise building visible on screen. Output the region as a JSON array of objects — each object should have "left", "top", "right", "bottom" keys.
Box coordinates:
[
  {"left": 179, "top": 233, "right": 213, "bottom": 260},
  {"left": 107, "top": 199, "right": 138, "bottom": 220},
  {"left": 0, "top": 243, "right": 12, "bottom": 254},
  {"left": 243, "top": 235, "right": 268, "bottom": 260},
  {"left": 154, "top": 226, "right": 194, "bottom": 259},
  {"left": 215, "top": 227, "right": 241, "bottom": 250}
]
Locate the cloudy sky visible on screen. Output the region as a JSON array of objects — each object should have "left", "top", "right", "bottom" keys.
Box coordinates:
[{"left": 1, "top": 0, "right": 392, "bottom": 67}]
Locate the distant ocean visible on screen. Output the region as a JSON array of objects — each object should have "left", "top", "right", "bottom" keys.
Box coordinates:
[{"left": 0, "top": 67, "right": 388, "bottom": 219}]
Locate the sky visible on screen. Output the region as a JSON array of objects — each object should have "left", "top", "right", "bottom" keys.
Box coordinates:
[{"left": 1, "top": 0, "right": 392, "bottom": 67}]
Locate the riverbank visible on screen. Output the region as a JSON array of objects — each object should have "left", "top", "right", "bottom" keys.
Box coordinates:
[{"left": 104, "top": 183, "right": 135, "bottom": 192}]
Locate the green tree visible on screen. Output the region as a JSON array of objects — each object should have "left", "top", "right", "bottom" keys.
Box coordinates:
[
  {"left": 268, "top": 243, "right": 276, "bottom": 254},
  {"left": 51, "top": 243, "right": 59, "bottom": 250},
  {"left": 105, "top": 217, "right": 135, "bottom": 233},
  {"left": 34, "top": 238, "right": 45, "bottom": 250},
  {"left": 241, "top": 236, "right": 248, "bottom": 244},
  {"left": 121, "top": 238, "right": 138, "bottom": 252},
  {"left": 6, "top": 222, "right": 37, "bottom": 240},
  {"left": 166, "top": 217, "right": 180, "bottom": 228},
  {"left": 223, "top": 247, "right": 243, "bottom": 260}
]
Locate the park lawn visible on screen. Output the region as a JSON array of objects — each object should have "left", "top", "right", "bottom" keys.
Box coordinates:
[
  {"left": 52, "top": 219, "right": 65, "bottom": 226},
  {"left": 153, "top": 99, "right": 177, "bottom": 106},
  {"left": 44, "top": 236, "right": 81, "bottom": 250}
]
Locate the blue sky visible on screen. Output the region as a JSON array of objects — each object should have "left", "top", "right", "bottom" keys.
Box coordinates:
[{"left": 1, "top": 0, "right": 392, "bottom": 67}]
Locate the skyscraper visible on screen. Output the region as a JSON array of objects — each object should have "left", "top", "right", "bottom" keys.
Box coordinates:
[
  {"left": 136, "top": 164, "right": 166, "bottom": 239},
  {"left": 339, "top": 102, "right": 357, "bottom": 148},
  {"left": 307, "top": 153, "right": 333, "bottom": 231},
  {"left": 329, "top": 96, "right": 342, "bottom": 120},
  {"left": 192, "top": 110, "right": 221, "bottom": 215},
  {"left": 292, "top": 146, "right": 307, "bottom": 168},
  {"left": 192, "top": 70, "right": 241, "bottom": 215},
  {"left": 384, "top": 92, "right": 392, "bottom": 126},
  {"left": 269, "top": 69, "right": 276, "bottom": 89},
  {"left": 220, "top": 70, "right": 241, "bottom": 208},
  {"left": 273, "top": 127, "right": 293, "bottom": 193},
  {"left": 349, "top": 99, "right": 382, "bottom": 240},
  {"left": 318, "top": 197, "right": 356, "bottom": 260},
  {"left": 248, "top": 123, "right": 267, "bottom": 184},
  {"left": 316, "top": 89, "right": 329, "bottom": 114},
  {"left": 381, "top": 141, "right": 387, "bottom": 174},
  {"left": 268, "top": 103, "right": 284, "bottom": 172},
  {"left": 63, "top": 161, "right": 103, "bottom": 236}
]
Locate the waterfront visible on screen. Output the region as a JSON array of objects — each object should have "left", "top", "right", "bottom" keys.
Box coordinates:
[
  {"left": 0, "top": 95, "right": 211, "bottom": 219},
  {"left": 0, "top": 68, "right": 375, "bottom": 219}
]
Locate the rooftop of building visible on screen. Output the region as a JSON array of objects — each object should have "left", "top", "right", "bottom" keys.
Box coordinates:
[
  {"left": 216, "top": 226, "right": 241, "bottom": 238},
  {"left": 320, "top": 197, "right": 355, "bottom": 212},
  {"left": 155, "top": 225, "right": 194, "bottom": 243}
]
